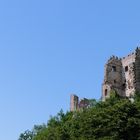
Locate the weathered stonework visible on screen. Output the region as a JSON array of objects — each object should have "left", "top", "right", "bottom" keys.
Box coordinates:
[
  {"left": 70, "top": 94, "right": 79, "bottom": 111},
  {"left": 102, "top": 47, "right": 140, "bottom": 100},
  {"left": 70, "top": 94, "right": 90, "bottom": 111}
]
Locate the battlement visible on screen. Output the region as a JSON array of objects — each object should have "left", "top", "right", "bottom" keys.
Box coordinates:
[
  {"left": 107, "top": 55, "right": 121, "bottom": 63},
  {"left": 108, "top": 47, "right": 140, "bottom": 62},
  {"left": 135, "top": 47, "right": 140, "bottom": 51},
  {"left": 122, "top": 52, "right": 135, "bottom": 60}
]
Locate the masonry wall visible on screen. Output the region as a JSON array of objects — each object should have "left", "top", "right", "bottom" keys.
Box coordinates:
[
  {"left": 135, "top": 49, "right": 140, "bottom": 92},
  {"left": 70, "top": 95, "right": 91, "bottom": 111},
  {"left": 121, "top": 53, "right": 136, "bottom": 97},
  {"left": 70, "top": 94, "right": 79, "bottom": 111},
  {"left": 102, "top": 56, "right": 124, "bottom": 100}
]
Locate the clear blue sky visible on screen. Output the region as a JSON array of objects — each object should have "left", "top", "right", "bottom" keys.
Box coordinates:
[{"left": 0, "top": 0, "right": 140, "bottom": 139}]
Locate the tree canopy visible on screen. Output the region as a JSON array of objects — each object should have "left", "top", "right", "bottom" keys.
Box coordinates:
[{"left": 18, "top": 91, "right": 140, "bottom": 140}]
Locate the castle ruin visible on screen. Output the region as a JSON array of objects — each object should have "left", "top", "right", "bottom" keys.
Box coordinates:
[
  {"left": 70, "top": 47, "right": 140, "bottom": 111},
  {"left": 102, "top": 47, "right": 140, "bottom": 100}
]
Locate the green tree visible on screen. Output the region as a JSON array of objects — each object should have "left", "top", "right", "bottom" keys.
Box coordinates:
[
  {"left": 18, "top": 130, "right": 33, "bottom": 140},
  {"left": 19, "top": 91, "right": 140, "bottom": 140}
]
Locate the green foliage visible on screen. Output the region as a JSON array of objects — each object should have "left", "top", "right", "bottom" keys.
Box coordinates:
[
  {"left": 19, "top": 92, "right": 140, "bottom": 140},
  {"left": 18, "top": 124, "right": 46, "bottom": 140},
  {"left": 18, "top": 130, "right": 34, "bottom": 140},
  {"left": 88, "top": 99, "right": 97, "bottom": 107}
]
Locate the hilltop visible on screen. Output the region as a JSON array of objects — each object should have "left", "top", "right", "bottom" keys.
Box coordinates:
[{"left": 18, "top": 91, "right": 140, "bottom": 140}]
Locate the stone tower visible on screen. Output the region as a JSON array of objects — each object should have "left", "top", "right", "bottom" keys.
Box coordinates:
[
  {"left": 102, "top": 47, "right": 140, "bottom": 100},
  {"left": 70, "top": 94, "right": 79, "bottom": 111}
]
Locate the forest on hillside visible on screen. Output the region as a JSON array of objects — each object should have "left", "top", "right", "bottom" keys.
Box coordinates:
[{"left": 18, "top": 91, "right": 140, "bottom": 140}]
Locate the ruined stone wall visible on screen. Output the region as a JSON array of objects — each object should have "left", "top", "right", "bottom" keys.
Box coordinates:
[
  {"left": 121, "top": 53, "right": 136, "bottom": 97},
  {"left": 70, "top": 94, "right": 79, "bottom": 111},
  {"left": 78, "top": 98, "right": 89, "bottom": 110},
  {"left": 70, "top": 95, "right": 91, "bottom": 111},
  {"left": 102, "top": 56, "right": 124, "bottom": 100},
  {"left": 102, "top": 84, "right": 112, "bottom": 101},
  {"left": 135, "top": 48, "right": 140, "bottom": 92}
]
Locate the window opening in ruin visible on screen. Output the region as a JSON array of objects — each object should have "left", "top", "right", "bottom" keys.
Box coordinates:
[
  {"left": 112, "top": 66, "right": 116, "bottom": 72},
  {"left": 122, "top": 83, "right": 126, "bottom": 90},
  {"left": 114, "top": 80, "right": 116, "bottom": 83},
  {"left": 105, "top": 89, "right": 108, "bottom": 96},
  {"left": 125, "top": 66, "right": 128, "bottom": 72}
]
